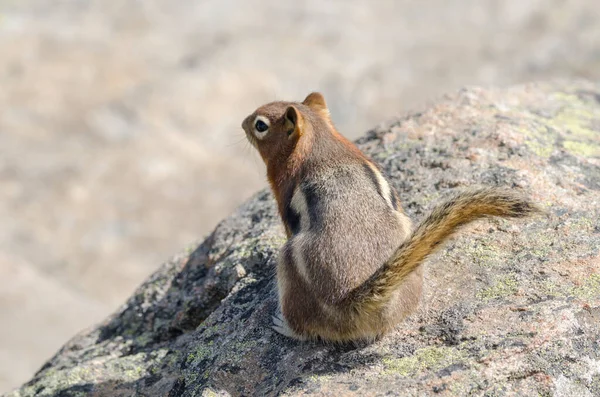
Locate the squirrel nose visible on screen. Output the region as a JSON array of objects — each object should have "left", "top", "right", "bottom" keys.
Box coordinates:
[{"left": 241, "top": 117, "right": 248, "bottom": 130}]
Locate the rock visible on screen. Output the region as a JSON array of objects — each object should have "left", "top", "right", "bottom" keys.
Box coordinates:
[{"left": 6, "top": 81, "right": 600, "bottom": 396}]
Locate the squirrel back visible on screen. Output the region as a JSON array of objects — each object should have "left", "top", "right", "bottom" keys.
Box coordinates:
[{"left": 242, "top": 92, "right": 539, "bottom": 342}]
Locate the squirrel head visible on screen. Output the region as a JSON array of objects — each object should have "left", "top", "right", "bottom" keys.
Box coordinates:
[{"left": 241, "top": 92, "right": 330, "bottom": 169}]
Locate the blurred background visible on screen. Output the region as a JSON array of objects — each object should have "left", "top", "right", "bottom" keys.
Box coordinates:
[{"left": 1, "top": 0, "right": 599, "bottom": 392}]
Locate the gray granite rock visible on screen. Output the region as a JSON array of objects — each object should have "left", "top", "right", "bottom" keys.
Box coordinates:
[{"left": 7, "top": 81, "right": 600, "bottom": 396}]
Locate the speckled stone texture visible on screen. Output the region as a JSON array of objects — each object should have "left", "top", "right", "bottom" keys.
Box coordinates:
[{"left": 7, "top": 81, "right": 600, "bottom": 397}]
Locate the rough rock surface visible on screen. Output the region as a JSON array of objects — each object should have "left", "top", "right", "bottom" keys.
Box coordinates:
[{"left": 7, "top": 81, "right": 600, "bottom": 396}]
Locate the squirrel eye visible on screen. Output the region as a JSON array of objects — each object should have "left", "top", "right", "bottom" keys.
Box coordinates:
[{"left": 255, "top": 119, "right": 269, "bottom": 133}]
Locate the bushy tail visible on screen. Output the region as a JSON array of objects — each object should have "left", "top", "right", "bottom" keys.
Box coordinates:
[{"left": 347, "top": 187, "right": 540, "bottom": 314}]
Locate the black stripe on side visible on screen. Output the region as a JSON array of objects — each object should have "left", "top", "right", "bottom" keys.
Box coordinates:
[
  {"left": 390, "top": 188, "right": 399, "bottom": 211},
  {"left": 280, "top": 180, "right": 301, "bottom": 236},
  {"left": 302, "top": 182, "right": 320, "bottom": 228},
  {"left": 283, "top": 203, "right": 301, "bottom": 236},
  {"left": 363, "top": 163, "right": 385, "bottom": 200}
]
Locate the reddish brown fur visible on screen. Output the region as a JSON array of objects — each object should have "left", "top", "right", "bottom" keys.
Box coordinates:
[{"left": 242, "top": 94, "right": 369, "bottom": 237}]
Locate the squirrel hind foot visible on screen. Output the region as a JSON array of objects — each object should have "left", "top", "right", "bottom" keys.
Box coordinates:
[{"left": 272, "top": 312, "right": 307, "bottom": 341}]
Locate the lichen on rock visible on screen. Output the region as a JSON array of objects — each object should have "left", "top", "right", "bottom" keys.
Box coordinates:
[{"left": 6, "top": 81, "right": 600, "bottom": 397}]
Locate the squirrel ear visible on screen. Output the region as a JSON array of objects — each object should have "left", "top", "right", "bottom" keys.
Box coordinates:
[
  {"left": 302, "top": 92, "right": 329, "bottom": 116},
  {"left": 285, "top": 106, "right": 303, "bottom": 138}
]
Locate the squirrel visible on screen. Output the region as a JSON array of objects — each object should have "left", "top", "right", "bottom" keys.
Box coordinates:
[{"left": 241, "top": 92, "right": 539, "bottom": 343}]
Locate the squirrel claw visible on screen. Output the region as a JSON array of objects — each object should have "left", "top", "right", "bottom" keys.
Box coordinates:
[{"left": 272, "top": 312, "right": 305, "bottom": 340}]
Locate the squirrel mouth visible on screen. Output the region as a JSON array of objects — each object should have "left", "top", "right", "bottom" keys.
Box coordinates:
[{"left": 244, "top": 130, "right": 258, "bottom": 149}]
